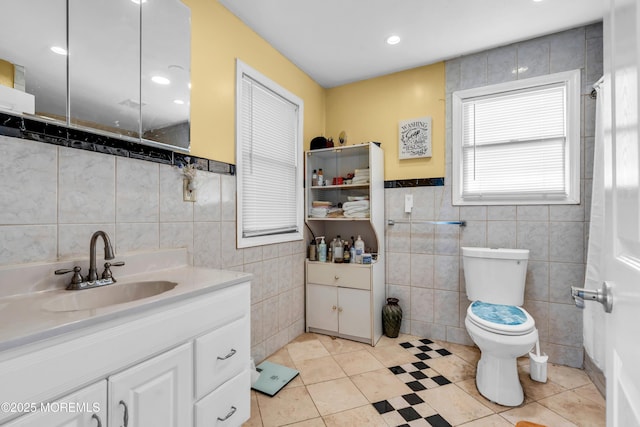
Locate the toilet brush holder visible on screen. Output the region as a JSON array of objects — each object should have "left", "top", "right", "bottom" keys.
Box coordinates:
[{"left": 529, "top": 341, "right": 548, "bottom": 383}]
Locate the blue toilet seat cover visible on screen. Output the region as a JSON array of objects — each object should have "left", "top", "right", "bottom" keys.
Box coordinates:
[{"left": 470, "top": 301, "right": 527, "bottom": 325}]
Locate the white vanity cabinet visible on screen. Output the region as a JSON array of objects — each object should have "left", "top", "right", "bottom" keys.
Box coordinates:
[
  {"left": 2, "top": 381, "right": 107, "bottom": 427},
  {"left": 109, "top": 343, "right": 193, "bottom": 427},
  {"left": 305, "top": 143, "right": 385, "bottom": 346},
  {"left": 0, "top": 276, "right": 251, "bottom": 427}
]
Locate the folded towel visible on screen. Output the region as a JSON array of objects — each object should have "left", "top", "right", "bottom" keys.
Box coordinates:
[
  {"left": 344, "top": 211, "right": 370, "bottom": 218},
  {"left": 342, "top": 200, "right": 370, "bottom": 210}
]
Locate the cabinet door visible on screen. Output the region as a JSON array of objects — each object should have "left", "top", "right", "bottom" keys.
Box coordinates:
[
  {"left": 338, "top": 288, "right": 371, "bottom": 339},
  {"left": 109, "top": 343, "right": 193, "bottom": 427},
  {"left": 2, "top": 381, "right": 106, "bottom": 427},
  {"left": 306, "top": 284, "right": 338, "bottom": 332}
]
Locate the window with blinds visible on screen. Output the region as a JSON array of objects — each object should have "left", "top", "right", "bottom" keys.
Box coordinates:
[
  {"left": 236, "top": 60, "right": 304, "bottom": 247},
  {"left": 452, "top": 69, "right": 581, "bottom": 205}
]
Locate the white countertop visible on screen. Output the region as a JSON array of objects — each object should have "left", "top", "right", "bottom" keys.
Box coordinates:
[{"left": 0, "top": 249, "right": 252, "bottom": 353}]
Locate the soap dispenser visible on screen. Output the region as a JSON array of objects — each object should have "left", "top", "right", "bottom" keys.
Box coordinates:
[{"left": 318, "top": 237, "right": 327, "bottom": 262}]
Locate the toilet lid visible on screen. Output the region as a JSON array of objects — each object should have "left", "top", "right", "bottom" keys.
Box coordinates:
[{"left": 467, "top": 301, "right": 536, "bottom": 336}]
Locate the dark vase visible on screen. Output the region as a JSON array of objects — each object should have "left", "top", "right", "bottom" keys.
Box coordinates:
[{"left": 382, "top": 297, "right": 403, "bottom": 338}]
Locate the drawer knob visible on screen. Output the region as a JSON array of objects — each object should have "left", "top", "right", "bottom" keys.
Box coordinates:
[
  {"left": 217, "top": 405, "right": 237, "bottom": 421},
  {"left": 332, "top": 305, "right": 337, "bottom": 311},
  {"left": 217, "top": 348, "right": 237, "bottom": 360},
  {"left": 338, "top": 307, "right": 343, "bottom": 313},
  {"left": 334, "top": 275, "right": 340, "bottom": 280}
]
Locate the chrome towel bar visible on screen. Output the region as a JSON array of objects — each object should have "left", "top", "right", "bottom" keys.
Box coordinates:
[{"left": 387, "top": 219, "right": 466, "bottom": 227}]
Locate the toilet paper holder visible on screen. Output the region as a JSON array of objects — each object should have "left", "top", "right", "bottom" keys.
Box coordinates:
[{"left": 571, "top": 282, "right": 613, "bottom": 313}]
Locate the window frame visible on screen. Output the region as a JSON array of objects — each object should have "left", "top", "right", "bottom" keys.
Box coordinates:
[
  {"left": 235, "top": 59, "right": 304, "bottom": 248},
  {"left": 452, "top": 69, "right": 581, "bottom": 206}
]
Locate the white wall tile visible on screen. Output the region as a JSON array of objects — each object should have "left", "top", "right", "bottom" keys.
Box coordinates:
[
  {"left": 116, "top": 157, "right": 159, "bottom": 223},
  {"left": 193, "top": 221, "right": 220, "bottom": 269},
  {"left": 410, "top": 287, "right": 434, "bottom": 323},
  {"left": 434, "top": 290, "right": 459, "bottom": 326},
  {"left": 387, "top": 252, "right": 411, "bottom": 285},
  {"left": 524, "top": 261, "right": 550, "bottom": 302},
  {"left": 434, "top": 255, "right": 459, "bottom": 291},
  {"left": 517, "top": 221, "right": 549, "bottom": 261},
  {"left": 410, "top": 253, "right": 434, "bottom": 288},
  {"left": 59, "top": 148, "right": 115, "bottom": 224},
  {"left": 0, "top": 137, "right": 57, "bottom": 225},
  {"left": 221, "top": 174, "right": 236, "bottom": 221},
  {"left": 194, "top": 170, "right": 221, "bottom": 222},
  {"left": 550, "top": 27, "right": 586, "bottom": 73},
  {"left": 550, "top": 222, "right": 585, "bottom": 263},
  {"left": 410, "top": 223, "right": 434, "bottom": 254},
  {"left": 487, "top": 45, "right": 517, "bottom": 85},
  {"left": 160, "top": 222, "right": 194, "bottom": 264},
  {"left": 159, "top": 164, "right": 193, "bottom": 222},
  {"left": 517, "top": 38, "right": 550, "bottom": 78},
  {"left": 0, "top": 225, "right": 57, "bottom": 264},
  {"left": 116, "top": 222, "right": 159, "bottom": 253}
]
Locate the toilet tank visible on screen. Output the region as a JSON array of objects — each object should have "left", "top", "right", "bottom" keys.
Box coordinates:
[{"left": 461, "top": 247, "right": 529, "bottom": 306}]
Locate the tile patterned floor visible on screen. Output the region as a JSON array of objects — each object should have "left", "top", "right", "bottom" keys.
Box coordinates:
[{"left": 243, "top": 333, "right": 606, "bottom": 427}]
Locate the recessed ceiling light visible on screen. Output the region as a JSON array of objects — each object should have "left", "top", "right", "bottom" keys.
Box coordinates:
[
  {"left": 173, "top": 99, "right": 185, "bottom": 105},
  {"left": 50, "top": 46, "right": 67, "bottom": 55},
  {"left": 532, "top": 0, "right": 543, "bottom": 2},
  {"left": 386, "top": 35, "right": 401, "bottom": 45},
  {"left": 131, "top": 0, "right": 147, "bottom": 4},
  {"left": 152, "top": 76, "right": 171, "bottom": 85}
]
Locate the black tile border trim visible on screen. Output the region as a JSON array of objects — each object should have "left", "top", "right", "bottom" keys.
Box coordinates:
[
  {"left": 0, "top": 112, "right": 235, "bottom": 175},
  {"left": 384, "top": 178, "right": 444, "bottom": 188}
]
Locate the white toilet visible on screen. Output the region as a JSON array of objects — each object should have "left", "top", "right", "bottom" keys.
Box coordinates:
[{"left": 461, "top": 247, "right": 538, "bottom": 407}]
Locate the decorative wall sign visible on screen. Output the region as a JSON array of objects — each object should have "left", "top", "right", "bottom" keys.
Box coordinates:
[{"left": 399, "top": 116, "right": 432, "bottom": 159}]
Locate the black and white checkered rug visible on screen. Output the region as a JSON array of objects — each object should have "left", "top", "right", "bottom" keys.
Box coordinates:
[{"left": 373, "top": 393, "right": 452, "bottom": 427}]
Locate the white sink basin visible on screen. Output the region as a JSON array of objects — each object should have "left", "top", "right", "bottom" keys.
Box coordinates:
[{"left": 42, "top": 281, "right": 178, "bottom": 312}]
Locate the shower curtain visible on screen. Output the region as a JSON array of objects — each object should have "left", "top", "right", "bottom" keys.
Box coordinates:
[{"left": 583, "top": 76, "right": 606, "bottom": 370}]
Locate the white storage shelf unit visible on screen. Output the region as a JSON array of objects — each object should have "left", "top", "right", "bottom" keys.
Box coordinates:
[{"left": 304, "top": 143, "right": 385, "bottom": 346}]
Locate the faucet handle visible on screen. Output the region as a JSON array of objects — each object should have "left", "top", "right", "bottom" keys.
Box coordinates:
[
  {"left": 102, "top": 261, "right": 125, "bottom": 281},
  {"left": 55, "top": 266, "right": 84, "bottom": 286}
]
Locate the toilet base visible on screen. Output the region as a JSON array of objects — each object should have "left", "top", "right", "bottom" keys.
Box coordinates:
[{"left": 475, "top": 353, "right": 523, "bottom": 406}]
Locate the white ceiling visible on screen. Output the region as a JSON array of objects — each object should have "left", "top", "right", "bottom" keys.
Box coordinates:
[{"left": 219, "top": 0, "right": 604, "bottom": 88}]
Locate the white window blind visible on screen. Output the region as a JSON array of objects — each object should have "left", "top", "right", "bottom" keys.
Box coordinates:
[
  {"left": 452, "top": 69, "right": 580, "bottom": 205},
  {"left": 236, "top": 60, "right": 304, "bottom": 247}
]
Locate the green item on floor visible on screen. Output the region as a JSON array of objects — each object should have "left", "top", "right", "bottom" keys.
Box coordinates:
[{"left": 252, "top": 360, "right": 299, "bottom": 397}]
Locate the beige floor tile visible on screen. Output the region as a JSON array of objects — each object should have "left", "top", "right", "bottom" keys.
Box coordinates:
[
  {"left": 375, "top": 333, "right": 420, "bottom": 347},
  {"left": 244, "top": 391, "right": 263, "bottom": 427},
  {"left": 573, "top": 383, "right": 606, "bottom": 406},
  {"left": 322, "top": 404, "right": 387, "bottom": 427},
  {"left": 416, "top": 383, "right": 493, "bottom": 425},
  {"left": 459, "top": 414, "right": 514, "bottom": 426},
  {"left": 316, "top": 335, "right": 368, "bottom": 354},
  {"left": 456, "top": 378, "right": 512, "bottom": 413},
  {"left": 457, "top": 347, "right": 482, "bottom": 366},
  {"left": 538, "top": 390, "right": 606, "bottom": 427},
  {"left": 350, "top": 368, "right": 413, "bottom": 402},
  {"left": 290, "top": 333, "right": 322, "bottom": 343},
  {"left": 295, "top": 355, "right": 346, "bottom": 385},
  {"left": 366, "top": 344, "right": 418, "bottom": 366},
  {"left": 518, "top": 365, "right": 566, "bottom": 401},
  {"left": 332, "top": 349, "right": 384, "bottom": 376},
  {"left": 256, "top": 387, "right": 320, "bottom": 427},
  {"left": 267, "top": 347, "right": 297, "bottom": 368},
  {"left": 306, "top": 377, "right": 369, "bottom": 416},
  {"left": 501, "top": 402, "right": 577, "bottom": 426},
  {"left": 546, "top": 363, "right": 591, "bottom": 389},
  {"left": 285, "top": 418, "right": 326, "bottom": 427},
  {"left": 287, "top": 339, "right": 331, "bottom": 362},
  {"left": 426, "top": 354, "right": 476, "bottom": 382}
]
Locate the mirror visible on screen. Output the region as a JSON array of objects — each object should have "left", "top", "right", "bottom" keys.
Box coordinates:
[
  {"left": 141, "top": 0, "right": 191, "bottom": 150},
  {"left": 69, "top": 0, "right": 141, "bottom": 140},
  {"left": 0, "top": 0, "right": 191, "bottom": 151},
  {"left": 0, "top": 0, "right": 67, "bottom": 122}
]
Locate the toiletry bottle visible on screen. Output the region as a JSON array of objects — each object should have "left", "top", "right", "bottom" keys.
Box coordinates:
[
  {"left": 318, "top": 237, "right": 327, "bottom": 262},
  {"left": 343, "top": 243, "right": 350, "bottom": 263},
  {"left": 309, "top": 238, "right": 317, "bottom": 261},
  {"left": 355, "top": 235, "right": 365, "bottom": 263},
  {"left": 334, "top": 235, "right": 343, "bottom": 262},
  {"left": 350, "top": 244, "right": 356, "bottom": 263},
  {"left": 312, "top": 169, "right": 318, "bottom": 186},
  {"left": 317, "top": 168, "right": 324, "bottom": 186}
]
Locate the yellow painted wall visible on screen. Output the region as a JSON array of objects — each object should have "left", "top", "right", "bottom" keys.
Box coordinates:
[
  {"left": 325, "top": 63, "right": 445, "bottom": 180},
  {"left": 0, "top": 59, "right": 14, "bottom": 88},
  {"left": 184, "top": 0, "right": 325, "bottom": 163}
]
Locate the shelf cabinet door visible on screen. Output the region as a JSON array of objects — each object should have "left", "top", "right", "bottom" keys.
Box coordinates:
[
  {"left": 109, "top": 342, "right": 193, "bottom": 427},
  {"left": 307, "top": 284, "right": 338, "bottom": 332},
  {"left": 338, "top": 287, "right": 371, "bottom": 339},
  {"left": 2, "top": 381, "right": 106, "bottom": 427}
]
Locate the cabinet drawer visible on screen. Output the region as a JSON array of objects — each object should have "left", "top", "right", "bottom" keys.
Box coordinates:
[
  {"left": 195, "top": 316, "right": 250, "bottom": 399},
  {"left": 195, "top": 370, "right": 250, "bottom": 427},
  {"left": 307, "top": 263, "right": 371, "bottom": 290}
]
